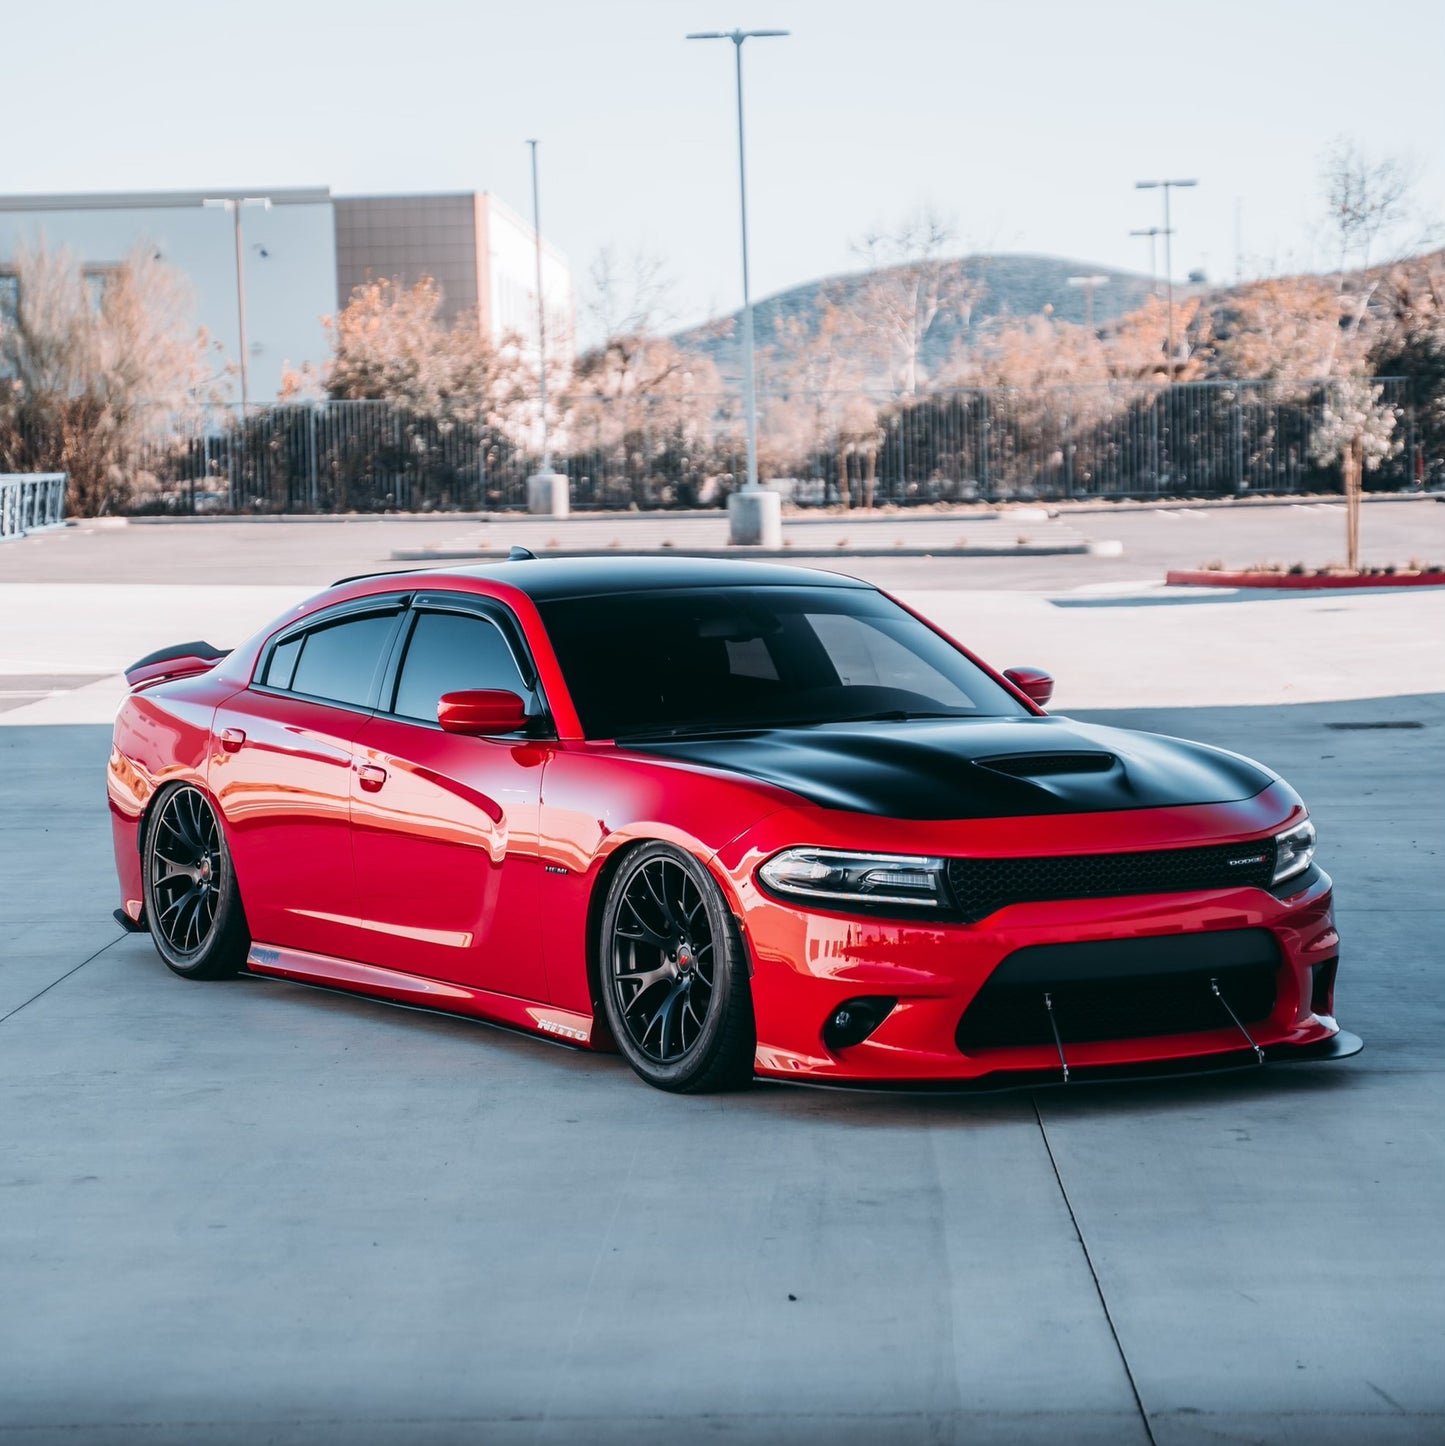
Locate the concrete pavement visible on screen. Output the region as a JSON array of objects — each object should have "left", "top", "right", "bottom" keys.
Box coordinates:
[
  {"left": 1, "top": 702, "right": 1442, "bottom": 1442},
  {"left": 1, "top": 523, "right": 1444, "bottom": 1442}
]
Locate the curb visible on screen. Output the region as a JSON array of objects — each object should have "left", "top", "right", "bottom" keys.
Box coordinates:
[
  {"left": 391, "top": 543, "right": 1095, "bottom": 563},
  {"left": 1165, "top": 569, "right": 1445, "bottom": 590}
]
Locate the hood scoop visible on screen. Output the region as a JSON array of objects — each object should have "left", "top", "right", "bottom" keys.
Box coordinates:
[{"left": 976, "top": 751, "right": 1117, "bottom": 778}]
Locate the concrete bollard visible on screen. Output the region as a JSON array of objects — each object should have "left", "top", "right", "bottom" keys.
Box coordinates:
[
  {"left": 727, "top": 487, "right": 782, "bottom": 548},
  {"left": 526, "top": 472, "right": 570, "bottom": 517}
]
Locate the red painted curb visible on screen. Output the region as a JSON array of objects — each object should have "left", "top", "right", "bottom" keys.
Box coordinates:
[{"left": 1166, "top": 569, "right": 1445, "bottom": 590}]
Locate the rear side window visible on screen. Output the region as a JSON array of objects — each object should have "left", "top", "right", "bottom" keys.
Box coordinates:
[
  {"left": 281, "top": 613, "right": 398, "bottom": 708},
  {"left": 263, "top": 635, "right": 303, "bottom": 690},
  {"left": 391, "top": 611, "right": 529, "bottom": 723}
]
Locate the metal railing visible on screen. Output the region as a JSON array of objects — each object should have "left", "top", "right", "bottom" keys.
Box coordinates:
[
  {"left": 2, "top": 379, "right": 1432, "bottom": 515},
  {"left": 0, "top": 473, "right": 67, "bottom": 539}
]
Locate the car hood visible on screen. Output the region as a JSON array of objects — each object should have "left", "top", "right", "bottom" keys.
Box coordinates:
[{"left": 629, "top": 715, "right": 1276, "bottom": 821}]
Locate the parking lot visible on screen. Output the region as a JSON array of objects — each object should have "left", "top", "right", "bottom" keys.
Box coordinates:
[{"left": 2, "top": 506, "right": 1443, "bottom": 1443}]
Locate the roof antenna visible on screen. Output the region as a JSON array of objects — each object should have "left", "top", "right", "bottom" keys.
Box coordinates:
[{"left": 508, "top": 546, "right": 538, "bottom": 561}]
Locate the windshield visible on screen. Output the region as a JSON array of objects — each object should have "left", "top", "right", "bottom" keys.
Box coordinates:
[{"left": 538, "top": 585, "right": 1028, "bottom": 739}]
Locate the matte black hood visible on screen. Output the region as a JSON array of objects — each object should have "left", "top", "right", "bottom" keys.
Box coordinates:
[{"left": 631, "top": 716, "right": 1276, "bottom": 820}]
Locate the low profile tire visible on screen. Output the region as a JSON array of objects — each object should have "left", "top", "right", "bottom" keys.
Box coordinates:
[
  {"left": 142, "top": 783, "right": 250, "bottom": 980},
  {"left": 599, "top": 842, "right": 756, "bottom": 1093}
]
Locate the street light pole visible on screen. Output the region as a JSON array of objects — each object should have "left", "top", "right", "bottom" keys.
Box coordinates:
[
  {"left": 1066, "top": 274, "right": 1109, "bottom": 332},
  {"left": 1129, "top": 226, "right": 1166, "bottom": 299},
  {"left": 687, "top": 27, "right": 788, "bottom": 493},
  {"left": 1135, "top": 179, "right": 1197, "bottom": 375},
  {"left": 526, "top": 138, "right": 551, "bottom": 472},
  {"left": 203, "top": 196, "right": 272, "bottom": 413}
]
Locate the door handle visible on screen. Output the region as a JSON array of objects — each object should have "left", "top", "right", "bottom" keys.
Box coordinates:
[
  {"left": 220, "top": 728, "right": 246, "bottom": 753},
  {"left": 358, "top": 763, "right": 388, "bottom": 792}
]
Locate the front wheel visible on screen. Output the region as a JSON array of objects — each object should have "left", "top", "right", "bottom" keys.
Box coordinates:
[
  {"left": 142, "top": 784, "right": 250, "bottom": 979},
  {"left": 598, "top": 843, "right": 756, "bottom": 1093}
]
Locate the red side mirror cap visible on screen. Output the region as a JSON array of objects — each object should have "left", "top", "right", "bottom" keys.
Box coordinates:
[
  {"left": 1003, "top": 667, "right": 1055, "bottom": 708},
  {"left": 437, "top": 689, "right": 529, "bottom": 736}
]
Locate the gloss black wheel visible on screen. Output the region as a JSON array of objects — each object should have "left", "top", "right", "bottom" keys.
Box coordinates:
[
  {"left": 599, "top": 842, "right": 755, "bottom": 1093},
  {"left": 142, "top": 784, "right": 249, "bottom": 979}
]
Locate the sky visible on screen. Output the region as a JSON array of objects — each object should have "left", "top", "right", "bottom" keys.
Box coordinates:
[{"left": 6, "top": 0, "right": 1443, "bottom": 338}]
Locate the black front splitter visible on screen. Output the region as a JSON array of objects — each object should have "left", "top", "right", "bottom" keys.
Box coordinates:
[{"left": 761, "top": 1030, "right": 1364, "bottom": 1097}]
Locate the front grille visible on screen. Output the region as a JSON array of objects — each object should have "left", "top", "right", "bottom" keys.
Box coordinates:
[
  {"left": 946, "top": 838, "right": 1278, "bottom": 923},
  {"left": 956, "top": 930, "right": 1281, "bottom": 1050}
]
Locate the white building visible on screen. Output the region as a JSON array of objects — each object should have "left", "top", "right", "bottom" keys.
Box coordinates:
[{"left": 0, "top": 186, "right": 573, "bottom": 405}]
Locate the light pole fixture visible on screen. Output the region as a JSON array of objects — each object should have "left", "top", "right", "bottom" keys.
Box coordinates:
[
  {"left": 1128, "top": 225, "right": 1167, "bottom": 298},
  {"left": 526, "top": 139, "right": 552, "bottom": 473},
  {"left": 686, "top": 27, "right": 789, "bottom": 493},
  {"left": 1134, "top": 180, "right": 1197, "bottom": 375},
  {"left": 203, "top": 196, "right": 272, "bottom": 413},
  {"left": 1066, "top": 274, "right": 1110, "bottom": 332}
]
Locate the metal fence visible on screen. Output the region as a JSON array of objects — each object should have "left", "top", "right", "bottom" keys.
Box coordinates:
[
  {"left": 0, "top": 473, "right": 66, "bottom": 539},
  {"left": 6, "top": 379, "right": 1432, "bottom": 515}
]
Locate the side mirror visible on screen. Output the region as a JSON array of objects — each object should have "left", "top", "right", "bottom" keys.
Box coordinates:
[
  {"left": 438, "top": 689, "right": 529, "bottom": 736},
  {"left": 1003, "top": 666, "right": 1054, "bottom": 708}
]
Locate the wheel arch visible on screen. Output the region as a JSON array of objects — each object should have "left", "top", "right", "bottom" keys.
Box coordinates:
[{"left": 583, "top": 833, "right": 753, "bottom": 1043}]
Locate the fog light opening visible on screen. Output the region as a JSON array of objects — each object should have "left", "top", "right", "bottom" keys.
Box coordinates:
[
  {"left": 1310, "top": 958, "right": 1339, "bottom": 1019},
  {"left": 823, "top": 996, "right": 897, "bottom": 1052}
]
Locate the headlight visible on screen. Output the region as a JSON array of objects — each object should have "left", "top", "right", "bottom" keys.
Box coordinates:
[
  {"left": 757, "top": 848, "right": 948, "bottom": 909},
  {"left": 1273, "top": 818, "right": 1317, "bottom": 884}
]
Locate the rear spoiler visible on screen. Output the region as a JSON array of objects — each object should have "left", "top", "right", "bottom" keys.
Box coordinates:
[{"left": 124, "top": 641, "right": 231, "bottom": 689}]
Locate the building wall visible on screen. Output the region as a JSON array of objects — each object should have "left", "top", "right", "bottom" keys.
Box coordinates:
[
  {"left": 0, "top": 189, "right": 336, "bottom": 403},
  {"left": 333, "top": 194, "right": 480, "bottom": 324},
  {"left": 481, "top": 193, "right": 574, "bottom": 370}
]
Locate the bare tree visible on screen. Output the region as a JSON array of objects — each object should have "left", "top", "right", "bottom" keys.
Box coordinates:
[
  {"left": 1310, "top": 379, "right": 1401, "bottom": 569},
  {"left": 1321, "top": 137, "right": 1417, "bottom": 278},
  {"left": 0, "top": 239, "right": 210, "bottom": 514},
  {"left": 847, "top": 206, "right": 983, "bottom": 395}
]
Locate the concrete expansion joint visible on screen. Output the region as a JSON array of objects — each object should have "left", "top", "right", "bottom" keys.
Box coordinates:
[{"left": 1032, "top": 1094, "right": 1158, "bottom": 1446}]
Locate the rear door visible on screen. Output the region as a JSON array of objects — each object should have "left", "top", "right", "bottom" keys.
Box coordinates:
[
  {"left": 347, "top": 593, "right": 551, "bottom": 1002},
  {"left": 211, "top": 597, "right": 407, "bottom": 959}
]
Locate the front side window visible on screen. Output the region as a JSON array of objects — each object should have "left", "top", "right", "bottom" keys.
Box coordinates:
[
  {"left": 390, "top": 610, "right": 531, "bottom": 724},
  {"left": 267, "top": 612, "right": 398, "bottom": 708},
  {"left": 539, "top": 585, "right": 1027, "bottom": 739}
]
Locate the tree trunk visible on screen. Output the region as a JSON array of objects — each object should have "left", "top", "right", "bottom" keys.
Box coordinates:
[{"left": 1345, "top": 433, "right": 1363, "bottom": 572}]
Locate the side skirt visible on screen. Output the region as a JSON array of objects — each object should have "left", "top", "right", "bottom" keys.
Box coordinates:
[{"left": 244, "top": 942, "right": 598, "bottom": 1050}]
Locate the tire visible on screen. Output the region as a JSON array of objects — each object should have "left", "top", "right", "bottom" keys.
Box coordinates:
[
  {"left": 141, "top": 783, "right": 250, "bottom": 980},
  {"left": 598, "top": 842, "right": 756, "bottom": 1093}
]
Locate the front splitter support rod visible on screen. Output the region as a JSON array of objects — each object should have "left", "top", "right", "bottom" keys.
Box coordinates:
[
  {"left": 1043, "top": 991, "right": 1070, "bottom": 1083},
  {"left": 1211, "top": 976, "right": 1266, "bottom": 1063}
]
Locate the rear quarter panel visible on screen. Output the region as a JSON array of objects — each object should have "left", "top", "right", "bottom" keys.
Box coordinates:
[{"left": 109, "top": 675, "right": 237, "bottom": 918}]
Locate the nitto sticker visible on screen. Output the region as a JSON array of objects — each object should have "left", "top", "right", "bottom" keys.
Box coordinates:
[
  {"left": 536, "top": 1017, "right": 589, "bottom": 1042},
  {"left": 250, "top": 946, "right": 280, "bottom": 964}
]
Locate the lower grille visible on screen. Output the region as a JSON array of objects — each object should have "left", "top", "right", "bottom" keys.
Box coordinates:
[
  {"left": 956, "top": 930, "right": 1280, "bottom": 1050},
  {"left": 946, "top": 839, "right": 1279, "bottom": 924}
]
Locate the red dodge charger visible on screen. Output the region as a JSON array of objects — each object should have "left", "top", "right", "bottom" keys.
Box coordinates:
[{"left": 108, "top": 556, "right": 1359, "bottom": 1092}]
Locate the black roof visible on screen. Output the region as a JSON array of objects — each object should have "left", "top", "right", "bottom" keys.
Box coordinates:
[{"left": 441, "top": 555, "right": 870, "bottom": 602}]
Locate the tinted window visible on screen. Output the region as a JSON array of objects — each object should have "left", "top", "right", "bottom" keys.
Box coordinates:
[
  {"left": 264, "top": 634, "right": 303, "bottom": 690},
  {"left": 539, "top": 586, "right": 1027, "bottom": 738},
  {"left": 391, "top": 611, "right": 529, "bottom": 724},
  {"left": 287, "top": 613, "right": 397, "bottom": 708}
]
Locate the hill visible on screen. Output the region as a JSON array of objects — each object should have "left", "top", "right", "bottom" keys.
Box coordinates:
[{"left": 672, "top": 253, "right": 1161, "bottom": 384}]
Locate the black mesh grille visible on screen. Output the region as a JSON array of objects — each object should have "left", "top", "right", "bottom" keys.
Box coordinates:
[
  {"left": 946, "top": 839, "right": 1278, "bottom": 923},
  {"left": 957, "top": 965, "right": 1278, "bottom": 1049}
]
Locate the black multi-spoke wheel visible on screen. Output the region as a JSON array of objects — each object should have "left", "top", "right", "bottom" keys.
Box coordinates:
[
  {"left": 142, "top": 784, "right": 249, "bottom": 979},
  {"left": 599, "top": 843, "right": 755, "bottom": 1093}
]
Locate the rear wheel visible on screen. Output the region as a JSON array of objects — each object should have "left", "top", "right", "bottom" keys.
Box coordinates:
[
  {"left": 142, "top": 784, "right": 249, "bottom": 979},
  {"left": 599, "top": 843, "right": 755, "bottom": 1093}
]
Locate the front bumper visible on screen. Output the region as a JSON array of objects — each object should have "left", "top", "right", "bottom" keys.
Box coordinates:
[{"left": 735, "top": 862, "right": 1349, "bottom": 1086}]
